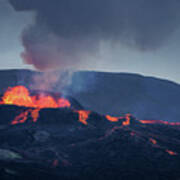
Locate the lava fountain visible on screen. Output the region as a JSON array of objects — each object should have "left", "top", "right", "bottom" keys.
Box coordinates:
[
  {"left": 0, "top": 85, "right": 71, "bottom": 108},
  {"left": 0, "top": 86, "right": 72, "bottom": 125},
  {"left": 0, "top": 86, "right": 96, "bottom": 125},
  {"left": 0, "top": 85, "right": 180, "bottom": 127}
]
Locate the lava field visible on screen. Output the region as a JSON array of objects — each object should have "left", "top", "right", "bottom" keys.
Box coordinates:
[{"left": 0, "top": 86, "right": 180, "bottom": 180}]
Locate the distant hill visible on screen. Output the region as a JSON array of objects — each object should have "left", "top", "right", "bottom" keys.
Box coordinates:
[
  {"left": 67, "top": 71, "right": 180, "bottom": 122},
  {"left": 0, "top": 69, "right": 180, "bottom": 122}
]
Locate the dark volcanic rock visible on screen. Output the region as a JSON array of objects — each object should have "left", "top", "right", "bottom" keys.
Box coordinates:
[
  {"left": 0, "top": 69, "right": 180, "bottom": 122},
  {"left": 0, "top": 105, "right": 180, "bottom": 180},
  {"left": 67, "top": 71, "right": 180, "bottom": 122}
]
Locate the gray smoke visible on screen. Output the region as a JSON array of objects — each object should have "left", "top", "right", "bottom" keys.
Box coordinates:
[{"left": 9, "top": 0, "right": 180, "bottom": 70}]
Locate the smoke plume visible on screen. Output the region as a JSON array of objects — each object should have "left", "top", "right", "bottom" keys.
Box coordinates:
[{"left": 9, "top": 0, "right": 180, "bottom": 71}]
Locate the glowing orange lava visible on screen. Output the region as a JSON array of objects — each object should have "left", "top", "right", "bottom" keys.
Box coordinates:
[
  {"left": 75, "top": 110, "right": 91, "bottom": 125},
  {"left": 11, "top": 109, "right": 30, "bottom": 125},
  {"left": 106, "top": 114, "right": 131, "bottom": 126},
  {"left": 149, "top": 138, "right": 157, "bottom": 145},
  {"left": 31, "top": 108, "right": 41, "bottom": 123},
  {"left": 166, "top": 150, "right": 177, "bottom": 156},
  {"left": 106, "top": 115, "right": 119, "bottom": 122},
  {"left": 0, "top": 86, "right": 71, "bottom": 125},
  {"left": 1, "top": 86, "right": 180, "bottom": 129},
  {"left": 1, "top": 85, "right": 180, "bottom": 159},
  {"left": 11, "top": 109, "right": 41, "bottom": 125},
  {"left": 0, "top": 86, "right": 71, "bottom": 109},
  {"left": 139, "top": 120, "right": 180, "bottom": 126},
  {"left": 122, "top": 114, "right": 131, "bottom": 126}
]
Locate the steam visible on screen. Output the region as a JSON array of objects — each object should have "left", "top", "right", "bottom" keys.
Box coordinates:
[
  {"left": 29, "top": 71, "right": 73, "bottom": 94},
  {"left": 9, "top": 0, "right": 180, "bottom": 71}
]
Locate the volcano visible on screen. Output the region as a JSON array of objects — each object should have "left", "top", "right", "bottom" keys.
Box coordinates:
[
  {"left": 1, "top": 70, "right": 180, "bottom": 123},
  {"left": 0, "top": 86, "right": 180, "bottom": 179}
]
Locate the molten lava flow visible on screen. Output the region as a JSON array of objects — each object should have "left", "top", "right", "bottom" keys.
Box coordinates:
[
  {"left": 75, "top": 110, "right": 91, "bottom": 125},
  {"left": 166, "top": 150, "right": 177, "bottom": 156},
  {"left": 106, "top": 114, "right": 131, "bottom": 126},
  {"left": 149, "top": 138, "right": 157, "bottom": 145},
  {"left": 0, "top": 86, "right": 71, "bottom": 109},
  {"left": 11, "top": 110, "right": 30, "bottom": 125},
  {"left": 31, "top": 109, "right": 41, "bottom": 123},
  {"left": 106, "top": 115, "right": 119, "bottom": 122},
  {"left": 122, "top": 114, "right": 131, "bottom": 126},
  {"left": 139, "top": 120, "right": 180, "bottom": 126},
  {"left": 11, "top": 109, "right": 41, "bottom": 125},
  {"left": 1, "top": 86, "right": 180, "bottom": 129},
  {"left": 0, "top": 86, "right": 71, "bottom": 125}
]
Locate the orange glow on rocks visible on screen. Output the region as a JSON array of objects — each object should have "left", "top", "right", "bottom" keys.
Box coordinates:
[
  {"left": 11, "top": 109, "right": 30, "bottom": 125},
  {"left": 11, "top": 109, "right": 41, "bottom": 125},
  {"left": 166, "top": 150, "right": 178, "bottom": 156},
  {"left": 106, "top": 115, "right": 119, "bottom": 122},
  {"left": 149, "top": 138, "right": 157, "bottom": 145},
  {"left": 106, "top": 114, "right": 131, "bottom": 126},
  {"left": 57, "top": 98, "right": 71, "bottom": 108},
  {"left": 31, "top": 108, "right": 41, "bottom": 123},
  {"left": 75, "top": 110, "right": 91, "bottom": 125},
  {"left": 139, "top": 120, "right": 180, "bottom": 126},
  {"left": 122, "top": 114, "right": 131, "bottom": 126},
  {"left": 1, "top": 86, "right": 180, "bottom": 130}
]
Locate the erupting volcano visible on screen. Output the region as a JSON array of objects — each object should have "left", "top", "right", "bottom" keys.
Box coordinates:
[
  {"left": 1, "top": 0, "right": 180, "bottom": 177},
  {"left": 0, "top": 85, "right": 71, "bottom": 109},
  {"left": 0, "top": 86, "right": 93, "bottom": 125},
  {"left": 0, "top": 86, "right": 72, "bottom": 125},
  {"left": 0, "top": 86, "right": 135, "bottom": 126},
  {"left": 0, "top": 86, "right": 141, "bottom": 126},
  {"left": 0, "top": 85, "right": 180, "bottom": 180},
  {"left": 0, "top": 85, "right": 180, "bottom": 127}
]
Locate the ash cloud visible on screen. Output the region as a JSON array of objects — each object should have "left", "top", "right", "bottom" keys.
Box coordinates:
[{"left": 9, "top": 0, "right": 180, "bottom": 71}]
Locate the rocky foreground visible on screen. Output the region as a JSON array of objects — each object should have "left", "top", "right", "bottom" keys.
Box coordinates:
[{"left": 0, "top": 105, "right": 180, "bottom": 180}]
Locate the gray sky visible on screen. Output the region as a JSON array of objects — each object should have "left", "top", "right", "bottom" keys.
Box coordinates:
[
  {"left": 0, "top": 0, "right": 33, "bottom": 69},
  {"left": 0, "top": 0, "right": 180, "bottom": 84}
]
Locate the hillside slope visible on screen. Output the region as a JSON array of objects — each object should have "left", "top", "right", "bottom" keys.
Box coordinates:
[
  {"left": 67, "top": 71, "right": 180, "bottom": 122},
  {"left": 0, "top": 105, "right": 180, "bottom": 180},
  {"left": 0, "top": 70, "right": 180, "bottom": 122}
]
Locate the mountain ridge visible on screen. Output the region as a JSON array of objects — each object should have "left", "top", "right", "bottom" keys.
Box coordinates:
[{"left": 0, "top": 69, "right": 180, "bottom": 122}]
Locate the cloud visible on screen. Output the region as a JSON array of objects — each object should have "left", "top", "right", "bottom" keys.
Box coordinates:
[{"left": 9, "top": 0, "right": 180, "bottom": 70}]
